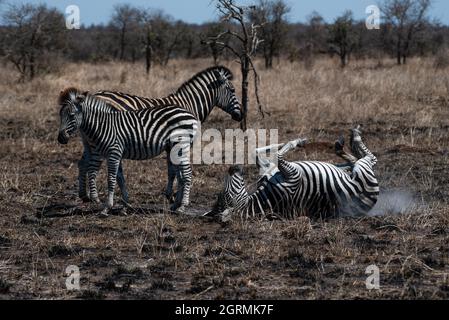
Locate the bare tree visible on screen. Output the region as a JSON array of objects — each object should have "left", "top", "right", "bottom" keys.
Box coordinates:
[
  {"left": 203, "top": 22, "right": 227, "bottom": 65},
  {"left": 1, "top": 3, "right": 66, "bottom": 80},
  {"left": 139, "top": 9, "right": 157, "bottom": 74},
  {"left": 206, "top": 0, "right": 265, "bottom": 131},
  {"left": 111, "top": 4, "right": 140, "bottom": 61},
  {"left": 380, "top": 0, "right": 432, "bottom": 65},
  {"left": 328, "top": 10, "right": 356, "bottom": 68},
  {"left": 249, "top": 0, "right": 290, "bottom": 68}
]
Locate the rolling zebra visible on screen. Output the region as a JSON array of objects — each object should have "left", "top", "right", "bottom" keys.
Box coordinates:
[
  {"left": 77, "top": 66, "right": 241, "bottom": 205},
  {"left": 57, "top": 88, "right": 198, "bottom": 216},
  {"left": 207, "top": 127, "right": 379, "bottom": 220}
]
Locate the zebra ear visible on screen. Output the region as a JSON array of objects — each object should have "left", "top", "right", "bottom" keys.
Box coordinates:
[
  {"left": 207, "top": 70, "right": 226, "bottom": 89},
  {"left": 75, "top": 91, "right": 88, "bottom": 104}
]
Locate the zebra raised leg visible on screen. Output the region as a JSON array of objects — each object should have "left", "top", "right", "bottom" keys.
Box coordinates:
[
  {"left": 254, "top": 139, "right": 307, "bottom": 177},
  {"left": 345, "top": 128, "right": 379, "bottom": 215},
  {"left": 350, "top": 126, "right": 377, "bottom": 165}
]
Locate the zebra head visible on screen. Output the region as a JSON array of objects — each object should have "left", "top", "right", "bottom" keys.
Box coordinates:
[
  {"left": 209, "top": 69, "right": 242, "bottom": 122},
  {"left": 57, "top": 88, "right": 86, "bottom": 145},
  {"left": 205, "top": 165, "right": 248, "bottom": 218}
]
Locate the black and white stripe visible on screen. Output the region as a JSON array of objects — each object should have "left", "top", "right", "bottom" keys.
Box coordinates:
[
  {"left": 58, "top": 88, "right": 198, "bottom": 215},
  {"left": 209, "top": 129, "right": 379, "bottom": 220},
  {"left": 77, "top": 66, "right": 241, "bottom": 204}
]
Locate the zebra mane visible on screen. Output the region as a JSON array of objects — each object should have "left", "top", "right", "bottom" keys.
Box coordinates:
[
  {"left": 58, "top": 87, "right": 80, "bottom": 105},
  {"left": 59, "top": 87, "right": 117, "bottom": 113},
  {"left": 175, "top": 66, "right": 234, "bottom": 94}
]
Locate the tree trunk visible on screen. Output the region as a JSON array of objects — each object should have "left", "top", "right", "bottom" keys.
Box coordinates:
[
  {"left": 340, "top": 53, "right": 346, "bottom": 68},
  {"left": 186, "top": 40, "right": 193, "bottom": 59},
  {"left": 396, "top": 39, "right": 402, "bottom": 65},
  {"left": 264, "top": 46, "right": 273, "bottom": 69},
  {"left": 29, "top": 53, "right": 35, "bottom": 80},
  {"left": 340, "top": 46, "right": 347, "bottom": 68},
  {"left": 211, "top": 43, "right": 219, "bottom": 66},
  {"left": 145, "top": 40, "right": 152, "bottom": 75},
  {"left": 240, "top": 56, "right": 249, "bottom": 132},
  {"left": 119, "top": 25, "right": 126, "bottom": 60}
]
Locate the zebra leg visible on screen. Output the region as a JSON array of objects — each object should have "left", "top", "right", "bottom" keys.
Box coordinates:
[
  {"left": 170, "top": 143, "right": 192, "bottom": 213},
  {"left": 172, "top": 161, "right": 192, "bottom": 213},
  {"left": 350, "top": 126, "right": 377, "bottom": 166},
  {"left": 78, "top": 148, "right": 91, "bottom": 202},
  {"left": 276, "top": 138, "right": 306, "bottom": 177},
  {"left": 335, "top": 135, "right": 358, "bottom": 164},
  {"left": 117, "top": 162, "right": 130, "bottom": 205},
  {"left": 87, "top": 152, "right": 103, "bottom": 204},
  {"left": 277, "top": 138, "right": 307, "bottom": 157},
  {"left": 255, "top": 143, "right": 283, "bottom": 174},
  {"left": 100, "top": 151, "right": 122, "bottom": 217},
  {"left": 164, "top": 155, "right": 177, "bottom": 203}
]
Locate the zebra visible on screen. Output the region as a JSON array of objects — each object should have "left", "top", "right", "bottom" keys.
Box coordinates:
[
  {"left": 57, "top": 88, "right": 198, "bottom": 216},
  {"left": 207, "top": 126, "right": 379, "bottom": 220},
  {"left": 77, "top": 66, "right": 241, "bottom": 205}
]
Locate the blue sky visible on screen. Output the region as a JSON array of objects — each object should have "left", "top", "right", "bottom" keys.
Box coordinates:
[{"left": 5, "top": 0, "right": 449, "bottom": 25}]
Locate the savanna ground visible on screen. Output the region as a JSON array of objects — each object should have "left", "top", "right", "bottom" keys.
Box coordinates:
[{"left": 0, "top": 57, "right": 448, "bottom": 300}]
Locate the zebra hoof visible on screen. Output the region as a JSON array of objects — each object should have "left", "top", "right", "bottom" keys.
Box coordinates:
[
  {"left": 80, "top": 196, "right": 91, "bottom": 203},
  {"left": 170, "top": 204, "right": 186, "bottom": 214},
  {"left": 163, "top": 192, "right": 176, "bottom": 204},
  {"left": 293, "top": 138, "right": 307, "bottom": 148},
  {"left": 218, "top": 209, "right": 233, "bottom": 223},
  {"left": 98, "top": 207, "right": 110, "bottom": 218}
]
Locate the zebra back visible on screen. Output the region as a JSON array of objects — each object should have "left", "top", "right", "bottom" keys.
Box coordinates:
[{"left": 93, "top": 66, "right": 235, "bottom": 122}]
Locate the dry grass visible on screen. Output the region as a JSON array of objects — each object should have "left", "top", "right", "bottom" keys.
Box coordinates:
[{"left": 0, "top": 57, "right": 448, "bottom": 299}]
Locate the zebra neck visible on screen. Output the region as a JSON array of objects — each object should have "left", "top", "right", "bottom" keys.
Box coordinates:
[
  {"left": 232, "top": 185, "right": 266, "bottom": 218},
  {"left": 246, "top": 191, "right": 271, "bottom": 218},
  {"left": 80, "top": 97, "right": 117, "bottom": 139},
  {"left": 172, "top": 86, "right": 215, "bottom": 122}
]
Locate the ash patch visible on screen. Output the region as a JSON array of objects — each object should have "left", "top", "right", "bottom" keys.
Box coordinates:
[{"left": 369, "top": 189, "right": 417, "bottom": 216}]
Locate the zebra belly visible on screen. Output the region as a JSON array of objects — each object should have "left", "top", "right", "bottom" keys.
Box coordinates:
[{"left": 121, "top": 140, "right": 166, "bottom": 161}]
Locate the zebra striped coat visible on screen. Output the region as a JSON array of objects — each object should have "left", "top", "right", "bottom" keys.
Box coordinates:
[
  {"left": 58, "top": 88, "right": 198, "bottom": 215},
  {"left": 77, "top": 66, "right": 241, "bottom": 204},
  {"left": 209, "top": 130, "right": 379, "bottom": 220}
]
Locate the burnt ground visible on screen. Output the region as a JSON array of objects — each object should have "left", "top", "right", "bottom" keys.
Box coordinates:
[
  {"left": 0, "top": 119, "right": 448, "bottom": 300},
  {"left": 0, "top": 60, "right": 448, "bottom": 300}
]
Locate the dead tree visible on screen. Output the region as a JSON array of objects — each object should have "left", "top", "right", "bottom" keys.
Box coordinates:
[
  {"left": 206, "top": 0, "right": 265, "bottom": 131},
  {"left": 249, "top": 0, "right": 291, "bottom": 69}
]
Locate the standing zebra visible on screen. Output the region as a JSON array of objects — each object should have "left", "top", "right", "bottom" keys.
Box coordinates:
[
  {"left": 77, "top": 66, "right": 241, "bottom": 205},
  {"left": 207, "top": 127, "right": 379, "bottom": 220},
  {"left": 57, "top": 88, "right": 198, "bottom": 216}
]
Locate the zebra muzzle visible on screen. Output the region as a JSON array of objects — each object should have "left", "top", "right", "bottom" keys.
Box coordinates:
[
  {"left": 58, "top": 131, "right": 69, "bottom": 145},
  {"left": 231, "top": 110, "right": 243, "bottom": 122}
]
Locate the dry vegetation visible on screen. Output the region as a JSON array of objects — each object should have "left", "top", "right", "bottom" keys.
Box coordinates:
[{"left": 0, "top": 57, "right": 448, "bottom": 299}]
